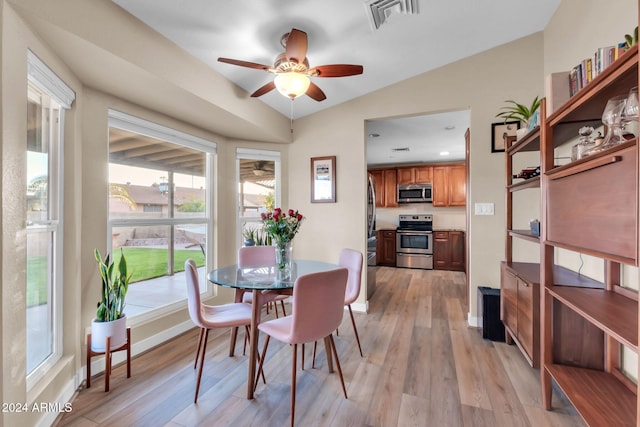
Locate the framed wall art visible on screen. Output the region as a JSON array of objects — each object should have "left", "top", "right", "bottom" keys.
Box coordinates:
[
  {"left": 491, "top": 121, "right": 520, "bottom": 153},
  {"left": 310, "top": 156, "right": 336, "bottom": 203}
]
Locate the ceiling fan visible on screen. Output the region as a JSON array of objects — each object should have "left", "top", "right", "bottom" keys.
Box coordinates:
[
  {"left": 252, "top": 160, "right": 274, "bottom": 176},
  {"left": 218, "top": 28, "right": 363, "bottom": 101}
]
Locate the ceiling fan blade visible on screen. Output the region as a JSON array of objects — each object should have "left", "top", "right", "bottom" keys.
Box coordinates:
[
  {"left": 306, "top": 82, "right": 326, "bottom": 102},
  {"left": 218, "top": 57, "right": 271, "bottom": 71},
  {"left": 250, "top": 81, "right": 276, "bottom": 97},
  {"left": 285, "top": 28, "right": 308, "bottom": 64},
  {"left": 310, "top": 64, "right": 364, "bottom": 77}
]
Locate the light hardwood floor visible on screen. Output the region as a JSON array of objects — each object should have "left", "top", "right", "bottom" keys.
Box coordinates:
[{"left": 55, "top": 267, "right": 585, "bottom": 427}]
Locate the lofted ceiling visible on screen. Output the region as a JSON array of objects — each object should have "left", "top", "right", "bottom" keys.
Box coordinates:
[
  {"left": 111, "top": 0, "right": 560, "bottom": 120},
  {"left": 111, "top": 0, "right": 559, "bottom": 166}
]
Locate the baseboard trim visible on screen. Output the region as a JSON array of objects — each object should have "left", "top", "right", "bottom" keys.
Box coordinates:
[
  {"left": 350, "top": 301, "right": 368, "bottom": 313},
  {"left": 467, "top": 313, "right": 480, "bottom": 328},
  {"left": 35, "top": 376, "right": 78, "bottom": 427}
]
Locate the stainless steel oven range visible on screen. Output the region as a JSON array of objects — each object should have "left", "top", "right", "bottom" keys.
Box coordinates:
[{"left": 396, "top": 214, "right": 433, "bottom": 269}]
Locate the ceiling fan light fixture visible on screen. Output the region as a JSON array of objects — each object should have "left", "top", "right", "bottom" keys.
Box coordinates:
[{"left": 274, "top": 72, "right": 310, "bottom": 99}]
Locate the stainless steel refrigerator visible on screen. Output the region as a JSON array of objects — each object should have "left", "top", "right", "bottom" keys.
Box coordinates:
[{"left": 367, "top": 173, "right": 377, "bottom": 298}]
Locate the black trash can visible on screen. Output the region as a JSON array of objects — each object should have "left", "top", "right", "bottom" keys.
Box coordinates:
[{"left": 477, "top": 286, "right": 505, "bottom": 342}]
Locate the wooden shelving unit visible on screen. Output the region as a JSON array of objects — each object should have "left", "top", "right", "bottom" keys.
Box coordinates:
[
  {"left": 502, "top": 115, "right": 544, "bottom": 367},
  {"left": 539, "top": 44, "right": 639, "bottom": 427}
]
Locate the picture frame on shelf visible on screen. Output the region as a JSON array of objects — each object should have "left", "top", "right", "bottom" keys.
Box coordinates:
[
  {"left": 310, "top": 156, "right": 336, "bottom": 203},
  {"left": 491, "top": 121, "right": 520, "bottom": 153}
]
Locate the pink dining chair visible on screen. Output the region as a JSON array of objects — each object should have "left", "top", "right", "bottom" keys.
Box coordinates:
[
  {"left": 184, "top": 259, "right": 254, "bottom": 403},
  {"left": 255, "top": 267, "right": 349, "bottom": 427},
  {"left": 339, "top": 248, "right": 364, "bottom": 357},
  {"left": 237, "top": 246, "right": 288, "bottom": 353},
  {"left": 311, "top": 248, "right": 364, "bottom": 368}
]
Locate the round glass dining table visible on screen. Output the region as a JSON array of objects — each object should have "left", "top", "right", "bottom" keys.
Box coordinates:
[
  {"left": 207, "top": 259, "right": 340, "bottom": 399},
  {"left": 207, "top": 259, "right": 340, "bottom": 291}
]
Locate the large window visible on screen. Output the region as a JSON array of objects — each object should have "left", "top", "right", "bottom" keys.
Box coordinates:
[
  {"left": 108, "top": 111, "right": 215, "bottom": 318},
  {"left": 236, "top": 148, "right": 281, "bottom": 248},
  {"left": 26, "top": 51, "right": 75, "bottom": 386}
]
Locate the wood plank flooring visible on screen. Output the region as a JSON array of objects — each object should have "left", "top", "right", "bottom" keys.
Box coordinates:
[{"left": 54, "top": 267, "right": 585, "bottom": 427}]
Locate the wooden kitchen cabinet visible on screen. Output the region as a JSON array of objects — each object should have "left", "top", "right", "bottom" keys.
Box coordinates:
[
  {"left": 369, "top": 168, "right": 398, "bottom": 207},
  {"left": 432, "top": 164, "right": 466, "bottom": 207},
  {"left": 433, "top": 230, "right": 465, "bottom": 271},
  {"left": 369, "top": 169, "right": 385, "bottom": 208},
  {"left": 376, "top": 229, "right": 396, "bottom": 266},
  {"left": 396, "top": 165, "right": 432, "bottom": 184},
  {"left": 383, "top": 169, "right": 398, "bottom": 207}
]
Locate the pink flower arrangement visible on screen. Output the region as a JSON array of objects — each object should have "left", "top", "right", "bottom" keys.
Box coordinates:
[{"left": 261, "top": 208, "right": 304, "bottom": 243}]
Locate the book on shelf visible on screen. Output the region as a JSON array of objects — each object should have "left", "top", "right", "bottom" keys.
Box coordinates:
[{"left": 568, "top": 44, "right": 629, "bottom": 97}]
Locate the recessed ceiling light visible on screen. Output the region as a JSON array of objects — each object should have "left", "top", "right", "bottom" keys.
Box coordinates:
[
  {"left": 445, "top": 125, "right": 455, "bottom": 130},
  {"left": 440, "top": 151, "right": 450, "bottom": 156},
  {"left": 368, "top": 133, "right": 380, "bottom": 138}
]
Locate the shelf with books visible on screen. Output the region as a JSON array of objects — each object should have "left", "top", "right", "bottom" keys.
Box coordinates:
[
  {"left": 539, "top": 34, "right": 639, "bottom": 426},
  {"left": 569, "top": 43, "right": 629, "bottom": 97}
]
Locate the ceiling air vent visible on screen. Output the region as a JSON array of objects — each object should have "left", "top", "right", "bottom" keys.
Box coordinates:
[
  {"left": 366, "top": 0, "right": 419, "bottom": 30},
  {"left": 391, "top": 147, "right": 411, "bottom": 152}
]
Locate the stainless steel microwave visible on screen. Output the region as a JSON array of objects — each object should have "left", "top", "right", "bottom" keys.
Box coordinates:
[{"left": 397, "top": 183, "right": 432, "bottom": 203}]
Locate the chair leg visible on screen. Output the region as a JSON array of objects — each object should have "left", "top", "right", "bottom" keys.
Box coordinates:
[
  {"left": 254, "top": 335, "right": 271, "bottom": 392},
  {"left": 312, "top": 341, "right": 317, "bottom": 369},
  {"left": 274, "top": 301, "right": 280, "bottom": 318},
  {"left": 243, "top": 325, "right": 250, "bottom": 356},
  {"left": 194, "top": 328, "right": 204, "bottom": 369},
  {"left": 348, "top": 305, "right": 364, "bottom": 357},
  {"left": 280, "top": 300, "right": 287, "bottom": 316},
  {"left": 229, "top": 326, "right": 239, "bottom": 357},
  {"left": 254, "top": 334, "right": 266, "bottom": 385},
  {"left": 290, "top": 343, "right": 297, "bottom": 427},
  {"left": 301, "top": 344, "right": 305, "bottom": 370},
  {"left": 195, "top": 329, "right": 210, "bottom": 403},
  {"left": 328, "top": 334, "right": 348, "bottom": 399}
]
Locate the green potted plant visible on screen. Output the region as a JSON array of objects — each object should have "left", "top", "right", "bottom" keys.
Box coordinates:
[
  {"left": 91, "top": 248, "right": 131, "bottom": 352},
  {"left": 242, "top": 227, "right": 257, "bottom": 246},
  {"left": 496, "top": 96, "right": 541, "bottom": 140}
]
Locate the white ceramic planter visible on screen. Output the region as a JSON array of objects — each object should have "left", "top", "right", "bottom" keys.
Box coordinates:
[
  {"left": 91, "top": 315, "right": 127, "bottom": 352},
  {"left": 516, "top": 127, "right": 529, "bottom": 141}
]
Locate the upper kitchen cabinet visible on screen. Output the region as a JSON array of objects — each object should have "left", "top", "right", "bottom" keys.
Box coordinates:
[
  {"left": 432, "top": 164, "right": 466, "bottom": 207},
  {"left": 369, "top": 168, "right": 398, "bottom": 207},
  {"left": 369, "top": 170, "right": 385, "bottom": 208},
  {"left": 396, "top": 165, "right": 433, "bottom": 185}
]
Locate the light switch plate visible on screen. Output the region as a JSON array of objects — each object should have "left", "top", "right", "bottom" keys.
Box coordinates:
[{"left": 474, "top": 202, "right": 494, "bottom": 215}]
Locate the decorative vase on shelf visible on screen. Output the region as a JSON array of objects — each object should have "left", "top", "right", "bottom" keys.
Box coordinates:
[
  {"left": 516, "top": 127, "right": 528, "bottom": 141},
  {"left": 274, "top": 239, "right": 293, "bottom": 280}
]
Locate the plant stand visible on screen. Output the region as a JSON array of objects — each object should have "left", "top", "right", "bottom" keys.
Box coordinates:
[{"left": 86, "top": 327, "right": 131, "bottom": 392}]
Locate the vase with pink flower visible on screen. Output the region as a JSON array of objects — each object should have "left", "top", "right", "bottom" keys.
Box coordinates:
[{"left": 261, "top": 208, "right": 304, "bottom": 280}]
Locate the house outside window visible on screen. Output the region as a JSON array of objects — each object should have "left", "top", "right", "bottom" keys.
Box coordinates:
[{"left": 108, "top": 110, "right": 215, "bottom": 319}]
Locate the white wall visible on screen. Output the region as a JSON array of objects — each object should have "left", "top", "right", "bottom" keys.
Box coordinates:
[{"left": 291, "top": 33, "right": 545, "bottom": 322}]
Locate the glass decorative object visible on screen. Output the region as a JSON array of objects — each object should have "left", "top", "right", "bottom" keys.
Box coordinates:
[
  {"left": 571, "top": 126, "right": 595, "bottom": 161},
  {"left": 585, "top": 95, "right": 628, "bottom": 156},
  {"left": 274, "top": 240, "right": 293, "bottom": 280},
  {"left": 623, "top": 86, "right": 639, "bottom": 138}
]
